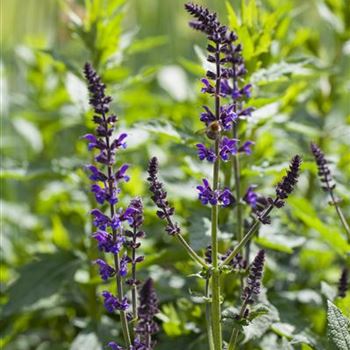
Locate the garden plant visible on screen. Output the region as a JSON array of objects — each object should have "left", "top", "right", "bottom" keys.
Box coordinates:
[{"left": 1, "top": 0, "right": 350, "bottom": 350}]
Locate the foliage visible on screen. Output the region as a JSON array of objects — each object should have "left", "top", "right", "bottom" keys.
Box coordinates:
[{"left": 1, "top": 0, "right": 350, "bottom": 349}]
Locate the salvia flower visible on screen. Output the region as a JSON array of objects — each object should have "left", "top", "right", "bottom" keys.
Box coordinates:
[
  {"left": 274, "top": 155, "right": 302, "bottom": 208},
  {"left": 219, "top": 136, "right": 238, "bottom": 161},
  {"left": 242, "top": 249, "right": 265, "bottom": 304},
  {"left": 94, "top": 259, "right": 115, "bottom": 281},
  {"left": 147, "top": 157, "right": 181, "bottom": 236},
  {"left": 102, "top": 291, "right": 129, "bottom": 313},
  {"left": 310, "top": 143, "right": 335, "bottom": 192},
  {"left": 197, "top": 179, "right": 234, "bottom": 207},
  {"left": 338, "top": 267, "right": 348, "bottom": 298},
  {"left": 196, "top": 143, "right": 217, "bottom": 162},
  {"left": 134, "top": 278, "right": 159, "bottom": 349}
]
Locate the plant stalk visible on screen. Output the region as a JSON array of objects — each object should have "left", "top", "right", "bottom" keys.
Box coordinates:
[
  {"left": 211, "top": 42, "right": 222, "bottom": 350},
  {"left": 329, "top": 190, "right": 350, "bottom": 243},
  {"left": 221, "top": 204, "right": 274, "bottom": 267},
  {"left": 205, "top": 275, "right": 215, "bottom": 350}
]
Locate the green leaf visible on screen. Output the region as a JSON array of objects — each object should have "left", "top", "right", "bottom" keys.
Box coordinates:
[
  {"left": 70, "top": 332, "right": 102, "bottom": 350},
  {"left": 3, "top": 251, "right": 80, "bottom": 316},
  {"left": 327, "top": 301, "right": 350, "bottom": 350},
  {"left": 52, "top": 215, "right": 72, "bottom": 249},
  {"left": 226, "top": 1, "right": 240, "bottom": 28}
]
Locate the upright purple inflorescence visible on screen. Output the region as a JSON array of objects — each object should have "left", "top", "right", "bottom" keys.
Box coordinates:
[
  {"left": 338, "top": 267, "right": 348, "bottom": 298},
  {"left": 310, "top": 143, "right": 335, "bottom": 192},
  {"left": 147, "top": 157, "right": 181, "bottom": 236},
  {"left": 185, "top": 2, "right": 256, "bottom": 208},
  {"left": 84, "top": 63, "right": 156, "bottom": 348},
  {"left": 274, "top": 155, "right": 302, "bottom": 208}
]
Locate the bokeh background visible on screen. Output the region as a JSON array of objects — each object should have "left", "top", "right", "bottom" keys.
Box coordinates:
[{"left": 1, "top": 0, "right": 350, "bottom": 349}]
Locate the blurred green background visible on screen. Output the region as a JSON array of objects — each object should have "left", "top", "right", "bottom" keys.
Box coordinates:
[{"left": 1, "top": 0, "right": 350, "bottom": 349}]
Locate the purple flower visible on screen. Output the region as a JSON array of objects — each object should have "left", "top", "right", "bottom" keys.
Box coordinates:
[
  {"left": 94, "top": 259, "right": 115, "bottom": 281},
  {"left": 196, "top": 143, "right": 216, "bottom": 162},
  {"left": 243, "top": 186, "right": 258, "bottom": 208},
  {"left": 91, "top": 209, "right": 110, "bottom": 229},
  {"left": 115, "top": 164, "right": 130, "bottom": 182},
  {"left": 92, "top": 230, "right": 124, "bottom": 254},
  {"left": 119, "top": 254, "right": 130, "bottom": 277},
  {"left": 200, "top": 106, "right": 216, "bottom": 125},
  {"left": 196, "top": 179, "right": 234, "bottom": 206},
  {"left": 197, "top": 179, "right": 217, "bottom": 205},
  {"left": 201, "top": 78, "right": 215, "bottom": 94},
  {"left": 112, "top": 133, "right": 128, "bottom": 150},
  {"left": 220, "top": 105, "right": 237, "bottom": 130},
  {"left": 108, "top": 342, "right": 124, "bottom": 350},
  {"left": 238, "top": 140, "right": 254, "bottom": 155},
  {"left": 219, "top": 137, "right": 238, "bottom": 161},
  {"left": 86, "top": 165, "right": 107, "bottom": 182},
  {"left": 218, "top": 188, "right": 235, "bottom": 207},
  {"left": 102, "top": 291, "right": 129, "bottom": 312}
]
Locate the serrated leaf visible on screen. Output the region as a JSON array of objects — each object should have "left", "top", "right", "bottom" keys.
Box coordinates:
[
  {"left": 327, "top": 300, "right": 350, "bottom": 350},
  {"left": 3, "top": 251, "right": 80, "bottom": 316}
]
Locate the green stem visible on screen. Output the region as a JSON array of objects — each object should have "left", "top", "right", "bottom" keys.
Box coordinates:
[
  {"left": 210, "top": 42, "right": 222, "bottom": 350},
  {"left": 227, "top": 299, "right": 249, "bottom": 350},
  {"left": 221, "top": 204, "right": 274, "bottom": 267},
  {"left": 114, "top": 253, "right": 132, "bottom": 348},
  {"left": 329, "top": 190, "right": 350, "bottom": 243},
  {"left": 206, "top": 275, "right": 215, "bottom": 350},
  {"left": 176, "top": 234, "right": 208, "bottom": 268}
]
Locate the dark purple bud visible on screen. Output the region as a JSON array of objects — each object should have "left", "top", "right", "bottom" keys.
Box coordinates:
[
  {"left": 338, "top": 267, "right": 348, "bottom": 298},
  {"left": 310, "top": 143, "right": 336, "bottom": 192},
  {"left": 147, "top": 157, "right": 181, "bottom": 236},
  {"left": 275, "top": 155, "right": 302, "bottom": 206},
  {"left": 242, "top": 250, "right": 265, "bottom": 303}
]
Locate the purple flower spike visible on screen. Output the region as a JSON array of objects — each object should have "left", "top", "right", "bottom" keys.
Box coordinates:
[
  {"left": 219, "top": 137, "right": 238, "bottom": 161},
  {"left": 200, "top": 106, "right": 216, "bottom": 126},
  {"left": 196, "top": 143, "right": 217, "bottom": 162},
  {"left": 239, "top": 140, "right": 254, "bottom": 155},
  {"left": 91, "top": 209, "right": 110, "bottom": 229},
  {"left": 94, "top": 259, "right": 115, "bottom": 281}
]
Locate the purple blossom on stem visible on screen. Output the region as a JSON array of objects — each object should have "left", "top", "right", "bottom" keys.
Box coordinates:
[
  {"left": 196, "top": 143, "right": 216, "bottom": 162},
  {"left": 94, "top": 259, "right": 115, "bottom": 281},
  {"left": 338, "top": 267, "right": 348, "bottom": 298},
  {"left": 219, "top": 136, "right": 238, "bottom": 161},
  {"left": 102, "top": 291, "right": 129, "bottom": 312},
  {"left": 238, "top": 140, "right": 254, "bottom": 155},
  {"left": 108, "top": 342, "right": 124, "bottom": 350},
  {"left": 243, "top": 186, "right": 258, "bottom": 208},
  {"left": 196, "top": 179, "right": 234, "bottom": 207}
]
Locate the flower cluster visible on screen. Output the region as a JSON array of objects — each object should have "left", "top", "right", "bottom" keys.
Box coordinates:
[
  {"left": 205, "top": 245, "right": 247, "bottom": 270},
  {"left": 310, "top": 143, "right": 335, "bottom": 192},
  {"left": 108, "top": 278, "right": 159, "bottom": 350},
  {"left": 197, "top": 179, "right": 234, "bottom": 207},
  {"left": 147, "top": 157, "right": 181, "bottom": 236},
  {"left": 274, "top": 155, "right": 302, "bottom": 208},
  {"left": 185, "top": 3, "right": 254, "bottom": 208},
  {"left": 84, "top": 63, "right": 159, "bottom": 349},
  {"left": 84, "top": 62, "right": 133, "bottom": 312}
]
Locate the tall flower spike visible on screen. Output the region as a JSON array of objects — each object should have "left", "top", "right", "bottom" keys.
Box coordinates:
[
  {"left": 310, "top": 143, "right": 335, "bottom": 192},
  {"left": 338, "top": 267, "right": 348, "bottom": 298},
  {"left": 83, "top": 63, "right": 132, "bottom": 348},
  {"left": 274, "top": 155, "right": 302, "bottom": 208},
  {"left": 134, "top": 278, "right": 159, "bottom": 350},
  {"left": 147, "top": 157, "right": 180, "bottom": 236},
  {"left": 242, "top": 250, "right": 265, "bottom": 305}
]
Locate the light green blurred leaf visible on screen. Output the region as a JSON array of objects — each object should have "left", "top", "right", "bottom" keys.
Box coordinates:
[{"left": 327, "top": 300, "right": 350, "bottom": 350}]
